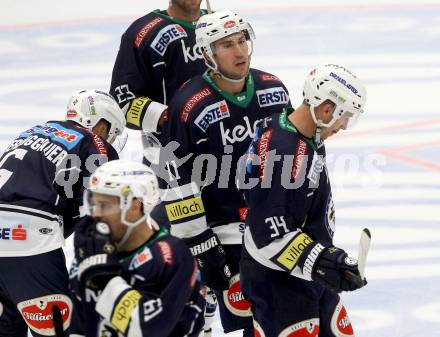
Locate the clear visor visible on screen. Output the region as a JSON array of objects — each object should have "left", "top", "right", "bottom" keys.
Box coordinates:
[
  {"left": 344, "top": 110, "right": 362, "bottom": 129},
  {"left": 110, "top": 129, "right": 128, "bottom": 152},
  {"left": 211, "top": 32, "right": 253, "bottom": 56},
  {"left": 83, "top": 190, "right": 122, "bottom": 219}
]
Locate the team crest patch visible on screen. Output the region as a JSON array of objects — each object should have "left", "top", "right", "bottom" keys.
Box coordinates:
[
  {"left": 279, "top": 318, "right": 319, "bottom": 337},
  {"left": 17, "top": 294, "right": 72, "bottom": 336},
  {"left": 223, "top": 273, "right": 252, "bottom": 317},
  {"left": 253, "top": 319, "right": 266, "bottom": 337},
  {"left": 331, "top": 300, "right": 354, "bottom": 336}
]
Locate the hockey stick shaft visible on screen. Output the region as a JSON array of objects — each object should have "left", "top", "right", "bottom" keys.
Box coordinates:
[
  {"left": 206, "top": 0, "right": 213, "bottom": 13},
  {"left": 52, "top": 305, "right": 65, "bottom": 337}
]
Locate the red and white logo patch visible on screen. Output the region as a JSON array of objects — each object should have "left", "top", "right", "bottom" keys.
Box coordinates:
[
  {"left": 224, "top": 20, "right": 236, "bottom": 29},
  {"left": 17, "top": 294, "right": 72, "bottom": 336},
  {"left": 331, "top": 300, "right": 354, "bottom": 336},
  {"left": 181, "top": 87, "right": 212, "bottom": 123},
  {"left": 223, "top": 273, "right": 252, "bottom": 317},
  {"left": 253, "top": 319, "right": 266, "bottom": 337},
  {"left": 279, "top": 318, "right": 319, "bottom": 337}
]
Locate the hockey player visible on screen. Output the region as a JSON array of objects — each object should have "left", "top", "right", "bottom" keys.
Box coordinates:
[
  {"left": 110, "top": 0, "right": 207, "bottom": 134},
  {"left": 159, "top": 10, "right": 291, "bottom": 336},
  {"left": 0, "top": 90, "right": 125, "bottom": 337},
  {"left": 110, "top": 2, "right": 218, "bottom": 334},
  {"left": 69, "top": 160, "right": 205, "bottom": 337},
  {"left": 240, "top": 64, "right": 368, "bottom": 337}
]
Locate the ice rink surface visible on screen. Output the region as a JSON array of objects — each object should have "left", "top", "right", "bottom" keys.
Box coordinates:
[{"left": 1, "top": 0, "right": 439, "bottom": 335}]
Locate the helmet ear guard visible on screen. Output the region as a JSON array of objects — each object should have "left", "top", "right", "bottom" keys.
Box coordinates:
[
  {"left": 66, "top": 89, "right": 126, "bottom": 144},
  {"left": 303, "top": 64, "right": 366, "bottom": 129}
]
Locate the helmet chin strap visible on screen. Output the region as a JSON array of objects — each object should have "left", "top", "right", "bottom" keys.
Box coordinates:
[
  {"left": 115, "top": 200, "right": 149, "bottom": 249},
  {"left": 310, "top": 105, "right": 323, "bottom": 143},
  {"left": 204, "top": 52, "right": 250, "bottom": 84}
]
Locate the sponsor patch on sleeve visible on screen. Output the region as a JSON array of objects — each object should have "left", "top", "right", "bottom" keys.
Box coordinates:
[
  {"left": 181, "top": 88, "right": 212, "bottom": 123},
  {"left": 256, "top": 87, "right": 289, "bottom": 107},
  {"left": 165, "top": 197, "right": 205, "bottom": 222},
  {"left": 150, "top": 24, "right": 187, "bottom": 56},
  {"left": 111, "top": 290, "right": 142, "bottom": 333},
  {"left": 156, "top": 241, "right": 174, "bottom": 265},
  {"left": 194, "top": 100, "right": 230, "bottom": 132},
  {"left": 129, "top": 247, "right": 153, "bottom": 270},
  {"left": 135, "top": 17, "right": 164, "bottom": 48},
  {"left": 271, "top": 232, "right": 313, "bottom": 272},
  {"left": 127, "top": 96, "right": 151, "bottom": 127}
]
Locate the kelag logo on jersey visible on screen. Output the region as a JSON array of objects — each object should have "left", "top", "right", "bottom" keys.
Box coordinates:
[
  {"left": 151, "top": 24, "right": 187, "bottom": 56},
  {"left": 194, "top": 100, "right": 230, "bottom": 132},
  {"left": 256, "top": 87, "right": 289, "bottom": 107},
  {"left": 0, "top": 223, "right": 28, "bottom": 241},
  {"left": 20, "top": 123, "right": 83, "bottom": 150}
]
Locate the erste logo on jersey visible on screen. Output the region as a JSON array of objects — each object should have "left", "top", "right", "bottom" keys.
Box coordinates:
[
  {"left": 257, "top": 87, "right": 289, "bottom": 107},
  {"left": 0, "top": 223, "right": 28, "bottom": 241},
  {"left": 194, "top": 100, "right": 230, "bottom": 132},
  {"left": 151, "top": 24, "right": 187, "bottom": 56},
  {"left": 129, "top": 247, "right": 153, "bottom": 270}
]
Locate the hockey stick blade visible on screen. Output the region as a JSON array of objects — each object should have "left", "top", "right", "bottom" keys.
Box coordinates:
[{"left": 357, "top": 228, "right": 371, "bottom": 279}]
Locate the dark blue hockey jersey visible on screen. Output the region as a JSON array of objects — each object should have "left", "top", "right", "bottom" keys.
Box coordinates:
[
  {"left": 159, "top": 69, "right": 291, "bottom": 243},
  {"left": 241, "top": 110, "right": 335, "bottom": 280},
  {"left": 69, "top": 228, "right": 205, "bottom": 337},
  {"left": 0, "top": 120, "right": 118, "bottom": 256},
  {"left": 110, "top": 9, "right": 207, "bottom": 130}
]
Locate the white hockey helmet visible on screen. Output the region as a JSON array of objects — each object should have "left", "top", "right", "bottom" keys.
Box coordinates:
[
  {"left": 66, "top": 89, "right": 126, "bottom": 144},
  {"left": 303, "top": 64, "right": 366, "bottom": 129},
  {"left": 196, "top": 9, "right": 255, "bottom": 76},
  {"left": 85, "top": 160, "right": 160, "bottom": 230}
]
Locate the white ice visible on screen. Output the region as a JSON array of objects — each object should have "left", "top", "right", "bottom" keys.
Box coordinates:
[{"left": 1, "top": 0, "right": 439, "bottom": 336}]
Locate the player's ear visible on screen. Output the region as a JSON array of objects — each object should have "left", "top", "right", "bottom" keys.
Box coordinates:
[{"left": 319, "top": 100, "right": 336, "bottom": 119}]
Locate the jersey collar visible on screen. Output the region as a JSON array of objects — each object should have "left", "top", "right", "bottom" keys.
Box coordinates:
[
  {"left": 203, "top": 70, "right": 255, "bottom": 108},
  {"left": 155, "top": 9, "right": 208, "bottom": 29},
  {"left": 279, "top": 108, "right": 317, "bottom": 150}
]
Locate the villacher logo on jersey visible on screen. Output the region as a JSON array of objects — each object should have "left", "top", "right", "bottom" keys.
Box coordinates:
[{"left": 0, "top": 224, "right": 27, "bottom": 241}]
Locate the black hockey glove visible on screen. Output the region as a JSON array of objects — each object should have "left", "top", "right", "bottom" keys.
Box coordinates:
[
  {"left": 183, "top": 229, "right": 231, "bottom": 290},
  {"left": 74, "top": 216, "right": 122, "bottom": 291},
  {"left": 300, "top": 242, "right": 367, "bottom": 293}
]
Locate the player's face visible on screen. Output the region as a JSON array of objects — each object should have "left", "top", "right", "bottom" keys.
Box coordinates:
[
  {"left": 171, "top": 0, "right": 201, "bottom": 13},
  {"left": 91, "top": 119, "right": 110, "bottom": 142},
  {"left": 213, "top": 32, "right": 250, "bottom": 80},
  {"left": 90, "top": 193, "right": 127, "bottom": 243},
  {"left": 321, "top": 112, "right": 353, "bottom": 140}
]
